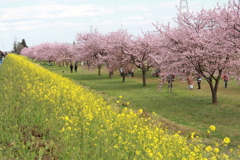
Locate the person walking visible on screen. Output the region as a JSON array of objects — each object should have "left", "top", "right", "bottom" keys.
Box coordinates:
[
  {"left": 119, "top": 68, "right": 124, "bottom": 77},
  {"left": 167, "top": 74, "right": 175, "bottom": 88},
  {"left": 74, "top": 62, "right": 78, "bottom": 72},
  {"left": 222, "top": 74, "right": 229, "bottom": 88},
  {"left": 187, "top": 74, "right": 194, "bottom": 90},
  {"left": 70, "top": 63, "right": 73, "bottom": 73},
  {"left": 196, "top": 75, "right": 201, "bottom": 89}
]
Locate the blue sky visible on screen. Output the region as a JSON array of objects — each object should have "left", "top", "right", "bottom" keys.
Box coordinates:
[{"left": 0, "top": 0, "right": 230, "bottom": 51}]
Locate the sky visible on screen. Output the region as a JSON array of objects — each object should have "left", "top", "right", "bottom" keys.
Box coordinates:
[{"left": 0, "top": 0, "right": 231, "bottom": 52}]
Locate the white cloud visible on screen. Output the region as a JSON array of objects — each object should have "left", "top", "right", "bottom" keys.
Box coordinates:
[
  {"left": 122, "top": 16, "right": 143, "bottom": 21},
  {"left": 10, "top": 20, "right": 43, "bottom": 30},
  {"left": 119, "top": 4, "right": 150, "bottom": 12},
  {"left": 1, "top": 17, "right": 86, "bottom": 33},
  {"left": 58, "top": 5, "right": 114, "bottom": 18},
  {"left": 62, "top": 0, "right": 88, "bottom": 2},
  {"left": 0, "top": 24, "right": 8, "bottom": 31},
  {"left": 0, "top": 0, "right": 20, "bottom": 2},
  {"left": 121, "top": 19, "right": 152, "bottom": 26},
  {"left": 15, "top": 25, "right": 35, "bottom": 31},
  {"left": 119, "top": 1, "right": 178, "bottom": 12},
  {"left": 0, "top": 4, "right": 114, "bottom": 21},
  {"left": 154, "top": 1, "right": 179, "bottom": 10}
]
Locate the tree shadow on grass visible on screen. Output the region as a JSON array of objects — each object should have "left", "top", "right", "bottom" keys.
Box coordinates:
[{"left": 62, "top": 74, "right": 111, "bottom": 81}]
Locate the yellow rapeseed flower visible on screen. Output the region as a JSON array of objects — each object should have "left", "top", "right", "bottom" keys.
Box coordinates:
[
  {"left": 209, "top": 125, "right": 216, "bottom": 131},
  {"left": 138, "top": 109, "right": 143, "bottom": 115},
  {"left": 60, "top": 127, "right": 65, "bottom": 132},
  {"left": 205, "top": 146, "right": 212, "bottom": 152},
  {"left": 136, "top": 150, "right": 141, "bottom": 155},
  {"left": 148, "top": 152, "right": 153, "bottom": 158},
  {"left": 223, "top": 137, "right": 230, "bottom": 144},
  {"left": 214, "top": 148, "right": 219, "bottom": 153},
  {"left": 191, "top": 132, "right": 195, "bottom": 139}
]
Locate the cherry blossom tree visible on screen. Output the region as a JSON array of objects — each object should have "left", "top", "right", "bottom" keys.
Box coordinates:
[
  {"left": 52, "top": 42, "right": 76, "bottom": 67},
  {"left": 128, "top": 31, "right": 160, "bottom": 86},
  {"left": 105, "top": 29, "right": 134, "bottom": 81},
  {"left": 21, "top": 47, "right": 36, "bottom": 60},
  {"left": 153, "top": 1, "right": 240, "bottom": 103},
  {"left": 93, "top": 31, "right": 117, "bottom": 78},
  {"left": 76, "top": 29, "right": 106, "bottom": 76},
  {"left": 216, "top": 0, "right": 240, "bottom": 76}
]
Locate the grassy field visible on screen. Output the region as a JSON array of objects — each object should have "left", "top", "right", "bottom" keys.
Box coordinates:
[
  {"left": 1, "top": 55, "right": 240, "bottom": 159},
  {"left": 43, "top": 63, "right": 240, "bottom": 148},
  {"left": 4, "top": 55, "right": 239, "bottom": 159}
]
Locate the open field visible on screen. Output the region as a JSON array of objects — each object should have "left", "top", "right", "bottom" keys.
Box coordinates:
[{"left": 43, "top": 63, "right": 240, "bottom": 147}]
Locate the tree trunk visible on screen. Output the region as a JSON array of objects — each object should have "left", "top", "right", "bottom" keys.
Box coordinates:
[
  {"left": 122, "top": 71, "right": 125, "bottom": 82},
  {"left": 142, "top": 69, "right": 146, "bottom": 87},
  {"left": 211, "top": 90, "right": 218, "bottom": 104},
  {"left": 207, "top": 78, "right": 219, "bottom": 104},
  {"left": 109, "top": 71, "right": 112, "bottom": 78},
  {"left": 98, "top": 65, "right": 101, "bottom": 76},
  {"left": 168, "top": 81, "right": 172, "bottom": 93}
]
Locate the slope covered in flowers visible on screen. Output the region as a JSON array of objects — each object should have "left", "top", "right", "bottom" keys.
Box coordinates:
[{"left": 0, "top": 54, "right": 237, "bottom": 159}]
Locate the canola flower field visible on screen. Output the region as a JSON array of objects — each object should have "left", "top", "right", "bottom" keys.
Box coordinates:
[{"left": 0, "top": 54, "right": 239, "bottom": 159}]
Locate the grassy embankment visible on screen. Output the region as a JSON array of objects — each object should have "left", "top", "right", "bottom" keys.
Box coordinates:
[{"left": 0, "top": 54, "right": 239, "bottom": 159}]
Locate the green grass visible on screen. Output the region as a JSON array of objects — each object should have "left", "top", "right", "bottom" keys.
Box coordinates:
[{"left": 43, "top": 63, "right": 240, "bottom": 148}]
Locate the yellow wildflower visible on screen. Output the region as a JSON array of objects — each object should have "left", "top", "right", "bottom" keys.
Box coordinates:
[
  {"left": 205, "top": 146, "right": 212, "bottom": 152},
  {"left": 136, "top": 150, "right": 141, "bottom": 155},
  {"left": 214, "top": 148, "right": 219, "bottom": 153},
  {"left": 209, "top": 125, "right": 216, "bottom": 131},
  {"left": 223, "top": 137, "right": 230, "bottom": 144}
]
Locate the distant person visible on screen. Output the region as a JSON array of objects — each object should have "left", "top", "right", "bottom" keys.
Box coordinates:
[
  {"left": 222, "top": 74, "right": 229, "bottom": 88},
  {"left": 70, "top": 63, "right": 73, "bottom": 73},
  {"left": 187, "top": 74, "right": 194, "bottom": 90},
  {"left": 74, "top": 62, "right": 78, "bottom": 72},
  {"left": 131, "top": 68, "right": 134, "bottom": 77},
  {"left": 167, "top": 74, "right": 175, "bottom": 88},
  {"left": 196, "top": 75, "right": 201, "bottom": 89},
  {"left": 119, "top": 68, "right": 124, "bottom": 77},
  {"left": 155, "top": 69, "right": 161, "bottom": 77},
  {"left": 127, "top": 70, "right": 132, "bottom": 77}
]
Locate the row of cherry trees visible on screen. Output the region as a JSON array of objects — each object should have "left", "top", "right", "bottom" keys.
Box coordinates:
[{"left": 21, "top": 0, "right": 239, "bottom": 103}]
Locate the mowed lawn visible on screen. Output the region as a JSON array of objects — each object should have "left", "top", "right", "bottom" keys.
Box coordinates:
[{"left": 43, "top": 63, "right": 240, "bottom": 147}]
